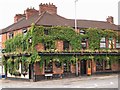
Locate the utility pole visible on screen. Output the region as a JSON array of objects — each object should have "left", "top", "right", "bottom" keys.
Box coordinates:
[{"left": 75, "top": 0, "right": 79, "bottom": 76}]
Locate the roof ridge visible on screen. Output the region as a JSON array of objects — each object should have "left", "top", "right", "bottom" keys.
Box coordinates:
[{"left": 35, "top": 12, "right": 46, "bottom": 24}]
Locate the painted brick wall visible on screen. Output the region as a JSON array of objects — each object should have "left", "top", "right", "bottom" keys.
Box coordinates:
[
  {"left": 2, "top": 33, "right": 7, "bottom": 49},
  {"left": 53, "top": 62, "right": 63, "bottom": 74},
  {"left": 111, "top": 61, "right": 119, "bottom": 71},
  {"left": 55, "top": 40, "right": 63, "bottom": 51},
  {"left": 34, "top": 62, "right": 44, "bottom": 75},
  {"left": 35, "top": 43, "right": 44, "bottom": 52},
  {"left": 92, "top": 60, "right": 96, "bottom": 73},
  {"left": 14, "top": 29, "right": 22, "bottom": 36},
  {"left": 70, "top": 64, "right": 76, "bottom": 73}
]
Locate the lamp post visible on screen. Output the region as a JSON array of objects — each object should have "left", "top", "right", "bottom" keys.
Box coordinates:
[
  {"left": 75, "top": 0, "right": 79, "bottom": 76},
  {"left": 75, "top": 0, "right": 78, "bottom": 31}
]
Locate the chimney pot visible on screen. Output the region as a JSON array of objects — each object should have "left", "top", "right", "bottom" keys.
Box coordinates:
[
  {"left": 25, "top": 8, "right": 38, "bottom": 19},
  {"left": 14, "top": 14, "right": 25, "bottom": 23},
  {"left": 39, "top": 3, "right": 57, "bottom": 14},
  {"left": 106, "top": 16, "right": 114, "bottom": 24}
]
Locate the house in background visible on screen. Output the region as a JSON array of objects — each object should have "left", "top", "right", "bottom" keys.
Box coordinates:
[{"left": 0, "top": 3, "right": 120, "bottom": 81}]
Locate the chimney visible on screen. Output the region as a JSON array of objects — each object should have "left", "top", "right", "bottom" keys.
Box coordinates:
[
  {"left": 39, "top": 3, "right": 57, "bottom": 14},
  {"left": 14, "top": 14, "right": 25, "bottom": 23},
  {"left": 25, "top": 7, "right": 38, "bottom": 19},
  {"left": 106, "top": 16, "right": 114, "bottom": 24}
]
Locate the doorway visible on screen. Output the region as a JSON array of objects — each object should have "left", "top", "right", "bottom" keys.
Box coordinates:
[
  {"left": 29, "top": 64, "right": 34, "bottom": 79},
  {"left": 81, "top": 60, "right": 87, "bottom": 75}
]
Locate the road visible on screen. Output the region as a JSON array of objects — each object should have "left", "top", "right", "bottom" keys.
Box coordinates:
[{"left": 0, "top": 74, "right": 119, "bottom": 88}]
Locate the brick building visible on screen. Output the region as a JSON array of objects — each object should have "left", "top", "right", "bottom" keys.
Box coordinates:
[{"left": 0, "top": 3, "right": 120, "bottom": 81}]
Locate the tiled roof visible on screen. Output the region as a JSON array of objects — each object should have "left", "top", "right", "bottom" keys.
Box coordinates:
[{"left": 0, "top": 12, "right": 119, "bottom": 34}]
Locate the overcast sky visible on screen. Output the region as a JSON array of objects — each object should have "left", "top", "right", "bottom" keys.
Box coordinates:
[{"left": 0, "top": 0, "right": 119, "bottom": 29}]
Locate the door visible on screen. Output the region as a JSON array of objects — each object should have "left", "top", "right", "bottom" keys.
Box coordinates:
[
  {"left": 29, "top": 64, "right": 34, "bottom": 79},
  {"left": 81, "top": 60, "right": 87, "bottom": 75}
]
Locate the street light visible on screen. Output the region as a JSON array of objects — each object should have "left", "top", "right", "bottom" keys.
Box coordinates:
[
  {"left": 75, "top": 0, "right": 79, "bottom": 76},
  {"left": 75, "top": 0, "right": 78, "bottom": 31}
]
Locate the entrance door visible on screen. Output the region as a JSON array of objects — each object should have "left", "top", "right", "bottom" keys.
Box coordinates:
[
  {"left": 81, "top": 60, "right": 87, "bottom": 75},
  {"left": 29, "top": 64, "right": 34, "bottom": 79}
]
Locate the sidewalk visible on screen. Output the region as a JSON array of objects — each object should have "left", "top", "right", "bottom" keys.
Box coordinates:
[
  {"left": 57, "top": 73, "right": 118, "bottom": 82},
  {"left": 0, "top": 73, "right": 118, "bottom": 83},
  {"left": 0, "top": 73, "right": 118, "bottom": 88}
]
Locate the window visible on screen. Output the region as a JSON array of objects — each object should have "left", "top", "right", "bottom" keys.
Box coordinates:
[
  {"left": 108, "top": 38, "right": 115, "bottom": 49},
  {"left": 44, "top": 29, "right": 49, "bottom": 35},
  {"left": 100, "top": 37, "right": 106, "bottom": 48},
  {"left": 116, "top": 40, "right": 120, "bottom": 48},
  {"left": 44, "top": 60, "right": 53, "bottom": 73},
  {"left": 0, "top": 35, "right": 2, "bottom": 42},
  {"left": 81, "top": 39, "right": 87, "bottom": 49},
  {"left": 9, "top": 32, "right": 14, "bottom": 39},
  {"left": 22, "top": 28, "right": 27, "bottom": 35},
  {"left": 63, "top": 41, "right": 69, "bottom": 50},
  {"left": 105, "top": 59, "right": 111, "bottom": 70},
  {"left": 96, "top": 60, "right": 103, "bottom": 71},
  {"left": 63, "top": 61, "right": 71, "bottom": 72},
  {"left": 44, "top": 41, "right": 52, "bottom": 50},
  {"left": 80, "top": 30, "right": 85, "bottom": 35},
  {"left": 55, "top": 61, "right": 62, "bottom": 68}
]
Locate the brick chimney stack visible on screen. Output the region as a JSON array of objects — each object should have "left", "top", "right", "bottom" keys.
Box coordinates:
[
  {"left": 106, "top": 16, "right": 114, "bottom": 24},
  {"left": 25, "top": 7, "right": 38, "bottom": 19},
  {"left": 39, "top": 3, "right": 57, "bottom": 14},
  {"left": 14, "top": 14, "right": 25, "bottom": 23}
]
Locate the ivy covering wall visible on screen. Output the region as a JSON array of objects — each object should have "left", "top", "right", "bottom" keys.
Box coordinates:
[
  {"left": 2, "top": 24, "right": 120, "bottom": 75},
  {"left": 4, "top": 24, "right": 118, "bottom": 53}
]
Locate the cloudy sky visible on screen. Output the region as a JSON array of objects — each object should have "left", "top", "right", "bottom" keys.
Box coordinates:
[{"left": 0, "top": 0, "right": 119, "bottom": 29}]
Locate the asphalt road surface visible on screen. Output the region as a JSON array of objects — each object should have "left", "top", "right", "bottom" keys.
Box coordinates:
[{"left": 0, "top": 74, "right": 119, "bottom": 88}]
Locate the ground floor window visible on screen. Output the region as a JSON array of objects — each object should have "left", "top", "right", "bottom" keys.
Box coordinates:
[
  {"left": 55, "top": 61, "right": 62, "bottom": 68},
  {"left": 105, "top": 59, "right": 111, "bottom": 70},
  {"left": 21, "top": 62, "right": 29, "bottom": 76},
  {"left": 44, "top": 60, "right": 53, "bottom": 73},
  {"left": 63, "top": 60, "right": 71, "bottom": 72},
  {"left": 96, "top": 60, "right": 103, "bottom": 71}
]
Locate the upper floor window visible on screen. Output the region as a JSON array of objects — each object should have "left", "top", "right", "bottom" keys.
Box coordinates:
[
  {"left": 63, "top": 41, "right": 69, "bottom": 51},
  {"left": 116, "top": 40, "right": 120, "bottom": 49},
  {"left": 22, "top": 28, "right": 27, "bottom": 35},
  {"left": 9, "top": 32, "right": 14, "bottom": 39},
  {"left": 44, "top": 41, "right": 52, "bottom": 50},
  {"left": 80, "top": 30, "right": 85, "bottom": 35},
  {"left": 44, "top": 28, "right": 49, "bottom": 35},
  {"left": 108, "top": 37, "right": 115, "bottom": 49},
  {"left": 0, "top": 35, "right": 2, "bottom": 42},
  {"left": 81, "top": 38, "right": 87, "bottom": 49},
  {"left": 100, "top": 37, "right": 106, "bottom": 48}
]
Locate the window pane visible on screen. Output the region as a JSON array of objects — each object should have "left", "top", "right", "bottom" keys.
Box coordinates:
[
  {"left": 9, "top": 32, "right": 14, "bottom": 39},
  {"left": 96, "top": 60, "right": 103, "bottom": 71},
  {"left": 63, "top": 41, "right": 69, "bottom": 50},
  {"left": 45, "top": 60, "right": 53, "bottom": 73},
  {"left": 80, "top": 30, "right": 85, "bottom": 35},
  {"left": 44, "top": 29, "right": 48, "bottom": 35},
  {"left": 105, "top": 60, "right": 111, "bottom": 70},
  {"left": 100, "top": 37, "right": 105, "bottom": 42},
  {"left": 22, "top": 28, "right": 27, "bottom": 35},
  {"left": 100, "top": 43, "right": 106, "bottom": 48},
  {"left": 116, "top": 40, "right": 120, "bottom": 48},
  {"left": 0, "top": 35, "right": 2, "bottom": 42},
  {"left": 81, "top": 42, "right": 87, "bottom": 49}
]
